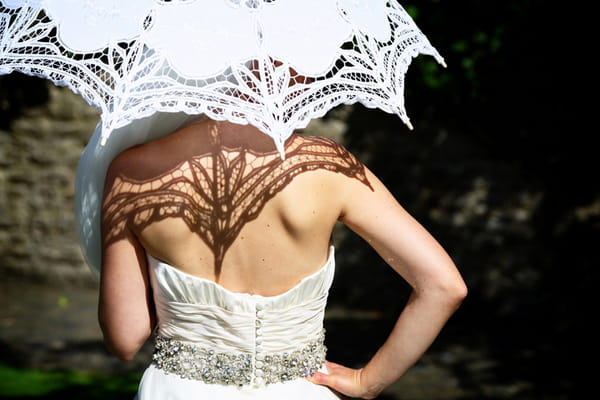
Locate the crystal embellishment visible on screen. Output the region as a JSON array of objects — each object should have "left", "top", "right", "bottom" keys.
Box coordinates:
[{"left": 152, "top": 331, "right": 326, "bottom": 386}]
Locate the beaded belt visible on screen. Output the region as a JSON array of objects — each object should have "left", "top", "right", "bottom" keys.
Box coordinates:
[{"left": 152, "top": 331, "right": 326, "bottom": 386}]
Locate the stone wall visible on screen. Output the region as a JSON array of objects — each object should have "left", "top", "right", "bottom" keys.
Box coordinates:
[{"left": 0, "top": 82, "right": 99, "bottom": 285}]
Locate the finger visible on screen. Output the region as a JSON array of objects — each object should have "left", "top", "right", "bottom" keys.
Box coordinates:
[
  {"left": 307, "top": 371, "right": 350, "bottom": 400},
  {"left": 306, "top": 371, "right": 331, "bottom": 386}
]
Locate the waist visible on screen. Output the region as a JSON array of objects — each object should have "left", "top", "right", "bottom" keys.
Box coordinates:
[{"left": 152, "top": 330, "right": 326, "bottom": 387}]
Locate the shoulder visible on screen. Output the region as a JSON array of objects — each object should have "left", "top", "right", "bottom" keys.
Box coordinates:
[
  {"left": 104, "top": 145, "right": 146, "bottom": 187},
  {"left": 287, "top": 134, "right": 364, "bottom": 167},
  {"left": 291, "top": 134, "right": 351, "bottom": 152},
  {"left": 102, "top": 142, "right": 165, "bottom": 205},
  {"left": 287, "top": 134, "right": 373, "bottom": 190},
  {"left": 105, "top": 134, "right": 181, "bottom": 186},
  {"left": 107, "top": 145, "right": 143, "bottom": 174}
]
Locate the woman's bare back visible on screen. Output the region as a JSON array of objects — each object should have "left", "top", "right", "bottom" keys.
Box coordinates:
[
  {"left": 102, "top": 119, "right": 373, "bottom": 296},
  {"left": 99, "top": 120, "right": 466, "bottom": 397}
]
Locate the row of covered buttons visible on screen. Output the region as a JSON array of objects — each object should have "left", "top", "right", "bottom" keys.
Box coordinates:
[{"left": 254, "top": 302, "right": 266, "bottom": 386}]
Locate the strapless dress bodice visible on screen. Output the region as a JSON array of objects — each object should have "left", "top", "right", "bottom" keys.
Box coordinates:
[{"left": 145, "top": 246, "right": 335, "bottom": 388}]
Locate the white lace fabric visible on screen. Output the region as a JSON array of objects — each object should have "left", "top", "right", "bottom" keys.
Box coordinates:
[{"left": 0, "top": 0, "right": 444, "bottom": 155}]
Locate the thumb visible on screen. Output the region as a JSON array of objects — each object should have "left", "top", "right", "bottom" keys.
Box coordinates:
[
  {"left": 306, "top": 370, "right": 332, "bottom": 386},
  {"left": 307, "top": 371, "right": 348, "bottom": 399}
]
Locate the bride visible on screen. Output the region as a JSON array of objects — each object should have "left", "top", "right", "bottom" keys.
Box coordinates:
[{"left": 97, "top": 117, "right": 467, "bottom": 399}]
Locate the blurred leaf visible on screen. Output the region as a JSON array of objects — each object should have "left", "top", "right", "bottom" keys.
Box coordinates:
[
  {"left": 57, "top": 296, "right": 69, "bottom": 309},
  {"left": 0, "top": 364, "right": 140, "bottom": 399}
]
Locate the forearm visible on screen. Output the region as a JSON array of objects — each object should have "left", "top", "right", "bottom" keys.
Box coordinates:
[{"left": 359, "top": 289, "right": 465, "bottom": 397}]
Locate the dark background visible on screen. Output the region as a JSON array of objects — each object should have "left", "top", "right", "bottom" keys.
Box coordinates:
[
  {"left": 328, "top": 1, "right": 592, "bottom": 399},
  {"left": 0, "top": 1, "right": 593, "bottom": 399}
]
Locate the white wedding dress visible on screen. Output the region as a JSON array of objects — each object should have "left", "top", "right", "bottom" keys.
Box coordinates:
[{"left": 135, "top": 246, "right": 340, "bottom": 399}]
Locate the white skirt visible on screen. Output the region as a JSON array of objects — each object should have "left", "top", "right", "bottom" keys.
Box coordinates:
[{"left": 135, "top": 363, "right": 341, "bottom": 400}]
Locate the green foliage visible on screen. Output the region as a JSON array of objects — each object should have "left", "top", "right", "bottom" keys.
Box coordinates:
[{"left": 0, "top": 364, "right": 140, "bottom": 399}]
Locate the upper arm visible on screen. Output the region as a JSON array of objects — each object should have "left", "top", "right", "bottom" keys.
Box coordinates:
[
  {"left": 98, "top": 158, "right": 156, "bottom": 362},
  {"left": 338, "top": 167, "right": 466, "bottom": 296}
]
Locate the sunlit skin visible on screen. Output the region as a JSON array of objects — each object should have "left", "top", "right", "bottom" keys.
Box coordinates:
[
  {"left": 102, "top": 126, "right": 371, "bottom": 275},
  {"left": 98, "top": 118, "right": 466, "bottom": 399}
]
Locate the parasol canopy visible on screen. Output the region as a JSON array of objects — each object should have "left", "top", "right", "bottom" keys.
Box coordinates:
[
  {"left": 1, "top": 0, "right": 444, "bottom": 154},
  {"left": 0, "top": 0, "right": 445, "bottom": 274}
]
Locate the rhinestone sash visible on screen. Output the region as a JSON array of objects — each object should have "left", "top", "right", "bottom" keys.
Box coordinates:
[{"left": 152, "top": 331, "right": 326, "bottom": 386}]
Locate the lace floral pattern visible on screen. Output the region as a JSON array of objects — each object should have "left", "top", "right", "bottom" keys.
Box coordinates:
[{"left": 0, "top": 0, "right": 444, "bottom": 155}]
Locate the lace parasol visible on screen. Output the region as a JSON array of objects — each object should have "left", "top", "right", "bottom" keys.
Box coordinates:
[
  {"left": 1, "top": 0, "right": 445, "bottom": 274},
  {"left": 0, "top": 0, "right": 444, "bottom": 154}
]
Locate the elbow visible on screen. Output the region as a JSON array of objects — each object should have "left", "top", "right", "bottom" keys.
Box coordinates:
[
  {"left": 103, "top": 335, "right": 146, "bottom": 362},
  {"left": 99, "top": 320, "right": 150, "bottom": 363},
  {"left": 443, "top": 277, "right": 468, "bottom": 309},
  {"left": 98, "top": 307, "right": 155, "bottom": 363},
  {"left": 450, "top": 280, "right": 468, "bottom": 308},
  {"left": 114, "top": 350, "right": 139, "bottom": 363},
  {"left": 423, "top": 276, "right": 468, "bottom": 310}
]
